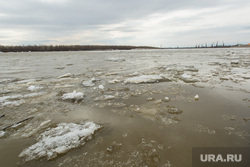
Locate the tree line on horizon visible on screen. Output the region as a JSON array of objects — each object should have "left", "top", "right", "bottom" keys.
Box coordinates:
[{"left": 0, "top": 45, "right": 156, "bottom": 52}]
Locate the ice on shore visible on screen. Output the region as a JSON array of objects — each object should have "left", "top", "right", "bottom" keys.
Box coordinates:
[
  {"left": 62, "top": 90, "right": 84, "bottom": 101},
  {"left": 19, "top": 121, "right": 102, "bottom": 161},
  {"left": 124, "top": 74, "right": 171, "bottom": 84}
]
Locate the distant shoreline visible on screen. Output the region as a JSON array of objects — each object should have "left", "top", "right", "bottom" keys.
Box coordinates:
[
  {"left": 0, "top": 44, "right": 249, "bottom": 52},
  {"left": 0, "top": 45, "right": 158, "bottom": 53}
]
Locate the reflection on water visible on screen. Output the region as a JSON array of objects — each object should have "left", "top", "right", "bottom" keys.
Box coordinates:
[{"left": 0, "top": 48, "right": 249, "bottom": 167}]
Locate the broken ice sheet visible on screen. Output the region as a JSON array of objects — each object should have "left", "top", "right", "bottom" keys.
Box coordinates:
[
  {"left": 124, "top": 74, "right": 171, "bottom": 84},
  {"left": 19, "top": 121, "right": 102, "bottom": 162}
]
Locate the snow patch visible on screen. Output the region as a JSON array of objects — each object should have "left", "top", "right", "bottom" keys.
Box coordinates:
[{"left": 19, "top": 121, "right": 102, "bottom": 161}]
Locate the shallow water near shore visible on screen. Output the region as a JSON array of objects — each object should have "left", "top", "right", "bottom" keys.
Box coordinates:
[{"left": 0, "top": 48, "right": 249, "bottom": 167}]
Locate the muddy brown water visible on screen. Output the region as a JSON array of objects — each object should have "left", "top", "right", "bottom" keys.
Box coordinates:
[{"left": 0, "top": 49, "right": 249, "bottom": 167}]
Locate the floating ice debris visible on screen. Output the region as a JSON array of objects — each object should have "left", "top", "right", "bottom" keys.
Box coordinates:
[
  {"left": 184, "top": 66, "right": 199, "bottom": 72},
  {"left": 82, "top": 78, "right": 97, "bottom": 87},
  {"left": 17, "top": 79, "right": 37, "bottom": 84},
  {"left": 128, "top": 71, "right": 139, "bottom": 76},
  {"left": 195, "top": 124, "right": 216, "bottom": 135},
  {"left": 19, "top": 121, "right": 102, "bottom": 161},
  {"left": 167, "top": 108, "right": 183, "bottom": 114},
  {"left": 194, "top": 94, "right": 199, "bottom": 100},
  {"left": 94, "top": 95, "right": 116, "bottom": 101},
  {"left": 0, "top": 92, "right": 45, "bottom": 107},
  {"left": 107, "top": 58, "right": 125, "bottom": 62},
  {"left": 147, "top": 97, "right": 155, "bottom": 101},
  {"left": 57, "top": 73, "right": 72, "bottom": 78},
  {"left": 220, "top": 77, "right": 230, "bottom": 80},
  {"left": 241, "top": 74, "right": 250, "bottom": 79},
  {"left": 163, "top": 97, "right": 170, "bottom": 102},
  {"left": 23, "top": 92, "right": 46, "bottom": 98},
  {"left": 0, "top": 131, "right": 6, "bottom": 138},
  {"left": 62, "top": 90, "right": 84, "bottom": 101},
  {"left": 1, "top": 99, "right": 25, "bottom": 107},
  {"left": 27, "top": 85, "right": 43, "bottom": 91},
  {"left": 108, "top": 79, "right": 121, "bottom": 84},
  {"left": 23, "top": 120, "right": 51, "bottom": 138},
  {"left": 124, "top": 74, "right": 171, "bottom": 84},
  {"left": 98, "top": 85, "right": 104, "bottom": 90},
  {"left": 231, "top": 60, "right": 239, "bottom": 64},
  {"left": 179, "top": 74, "right": 198, "bottom": 83}
]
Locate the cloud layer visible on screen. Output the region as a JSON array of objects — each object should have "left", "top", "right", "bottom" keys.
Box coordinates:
[{"left": 1, "top": 0, "right": 249, "bottom": 47}]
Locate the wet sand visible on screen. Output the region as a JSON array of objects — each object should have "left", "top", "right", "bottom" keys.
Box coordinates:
[{"left": 0, "top": 48, "right": 249, "bottom": 166}]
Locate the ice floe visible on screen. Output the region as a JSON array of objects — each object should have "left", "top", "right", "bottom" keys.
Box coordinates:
[
  {"left": 179, "top": 74, "right": 198, "bottom": 83},
  {"left": 124, "top": 74, "right": 171, "bottom": 84},
  {"left": 108, "top": 79, "right": 121, "bottom": 84},
  {"left": 61, "top": 90, "right": 84, "bottom": 101},
  {"left": 163, "top": 97, "right": 170, "bottom": 102},
  {"left": 194, "top": 94, "right": 199, "bottom": 100},
  {"left": 0, "top": 131, "right": 6, "bottom": 138},
  {"left": 98, "top": 85, "right": 104, "bottom": 90},
  {"left": 19, "top": 121, "right": 102, "bottom": 161},
  {"left": 82, "top": 78, "right": 97, "bottom": 87},
  {"left": 27, "top": 85, "right": 43, "bottom": 91},
  {"left": 94, "top": 95, "right": 116, "bottom": 101},
  {"left": 57, "top": 73, "right": 72, "bottom": 79},
  {"left": 167, "top": 107, "right": 183, "bottom": 114}
]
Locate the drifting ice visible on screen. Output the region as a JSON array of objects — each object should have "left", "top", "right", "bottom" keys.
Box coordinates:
[
  {"left": 194, "top": 94, "right": 199, "bottom": 100},
  {"left": 19, "top": 121, "right": 102, "bottom": 161},
  {"left": 124, "top": 74, "right": 170, "bottom": 84},
  {"left": 62, "top": 90, "right": 84, "bottom": 100}
]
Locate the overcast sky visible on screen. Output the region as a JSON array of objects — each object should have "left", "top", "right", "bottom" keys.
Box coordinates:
[{"left": 0, "top": 0, "right": 250, "bottom": 47}]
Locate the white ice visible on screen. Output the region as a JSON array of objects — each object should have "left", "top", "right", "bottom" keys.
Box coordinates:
[
  {"left": 19, "top": 121, "right": 102, "bottom": 161},
  {"left": 0, "top": 131, "right": 6, "bottom": 138},
  {"left": 179, "top": 74, "right": 198, "bottom": 83},
  {"left": 124, "top": 74, "right": 170, "bottom": 84},
  {"left": 57, "top": 73, "right": 72, "bottom": 78},
  {"left": 82, "top": 78, "right": 97, "bottom": 87},
  {"left": 27, "top": 85, "right": 43, "bottom": 91},
  {"left": 62, "top": 90, "right": 84, "bottom": 100}
]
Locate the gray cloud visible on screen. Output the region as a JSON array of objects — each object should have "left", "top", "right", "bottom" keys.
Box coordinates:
[{"left": 0, "top": 0, "right": 250, "bottom": 46}]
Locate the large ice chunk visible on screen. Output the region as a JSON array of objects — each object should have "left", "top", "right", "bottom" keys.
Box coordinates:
[
  {"left": 124, "top": 74, "right": 171, "bottom": 84},
  {"left": 19, "top": 121, "right": 102, "bottom": 161}
]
